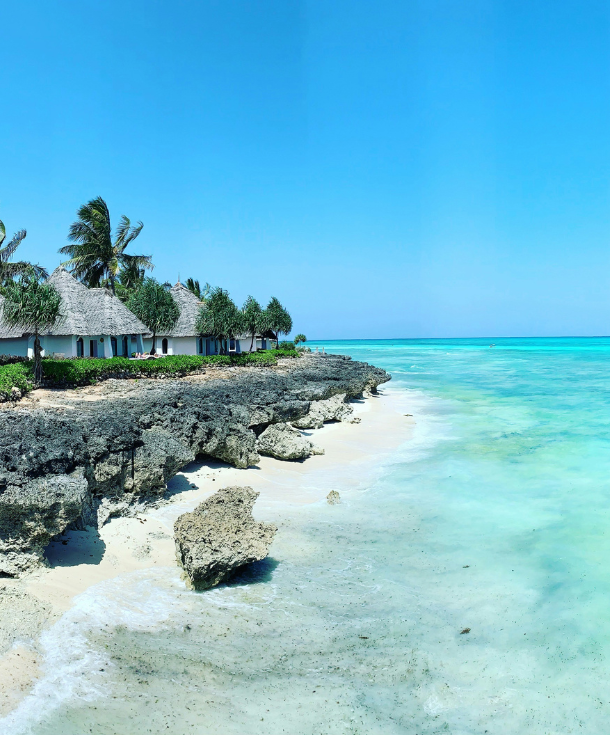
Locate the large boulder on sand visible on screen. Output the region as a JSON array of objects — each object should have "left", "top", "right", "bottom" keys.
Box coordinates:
[
  {"left": 0, "top": 472, "right": 89, "bottom": 576},
  {"left": 174, "top": 486, "right": 277, "bottom": 590},
  {"left": 291, "top": 393, "right": 360, "bottom": 430},
  {"left": 256, "top": 422, "right": 324, "bottom": 461}
]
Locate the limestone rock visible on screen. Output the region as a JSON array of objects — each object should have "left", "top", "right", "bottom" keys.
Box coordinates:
[
  {"left": 292, "top": 393, "right": 360, "bottom": 429},
  {"left": 327, "top": 490, "right": 341, "bottom": 505},
  {"left": 256, "top": 423, "right": 324, "bottom": 461},
  {"left": 0, "top": 472, "right": 88, "bottom": 575},
  {"left": 0, "top": 354, "right": 389, "bottom": 574},
  {"left": 174, "top": 486, "right": 276, "bottom": 590}
]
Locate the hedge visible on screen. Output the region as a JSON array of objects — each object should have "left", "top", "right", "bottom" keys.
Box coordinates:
[
  {"left": 41, "top": 349, "right": 299, "bottom": 387},
  {"left": 0, "top": 349, "right": 299, "bottom": 397}
]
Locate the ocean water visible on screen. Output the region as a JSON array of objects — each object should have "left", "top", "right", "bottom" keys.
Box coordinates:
[{"left": 5, "top": 337, "right": 610, "bottom": 734}]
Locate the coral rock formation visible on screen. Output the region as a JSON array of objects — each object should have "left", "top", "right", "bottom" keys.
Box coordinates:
[
  {"left": 256, "top": 422, "right": 324, "bottom": 460},
  {"left": 174, "top": 486, "right": 276, "bottom": 590},
  {"left": 0, "top": 354, "right": 389, "bottom": 575}
]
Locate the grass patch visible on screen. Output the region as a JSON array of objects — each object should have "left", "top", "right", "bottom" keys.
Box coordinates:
[{"left": 41, "top": 349, "right": 299, "bottom": 387}]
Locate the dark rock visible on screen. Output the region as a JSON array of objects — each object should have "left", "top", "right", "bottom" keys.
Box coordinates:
[{"left": 0, "top": 354, "right": 390, "bottom": 574}]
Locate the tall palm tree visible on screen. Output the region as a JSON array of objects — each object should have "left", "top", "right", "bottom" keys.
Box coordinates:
[
  {"left": 0, "top": 219, "right": 47, "bottom": 284},
  {"left": 59, "top": 196, "right": 153, "bottom": 295},
  {"left": 2, "top": 268, "right": 62, "bottom": 385}
]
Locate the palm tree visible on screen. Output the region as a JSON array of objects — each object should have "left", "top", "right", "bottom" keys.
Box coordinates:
[
  {"left": 242, "top": 295, "right": 266, "bottom": 352},
  {"left": 115, "top": 258, "right": 147, "bottom": 303},
  {"left": 186, "top": 278, "right": 212, "bottom": 301},
  {"left": 2, "top": 268, "right": 62, "bottom": 385},
  {"left": 0, "top": 218, "right": 47, "bottom": 284},
  {"left": 195, "top": 288, "right": 244, "bottom": 355},
  {"left": 127, "top": 278, "right": 179, "bottom": 354},
  {"left": 59, "top": 197, "right": 153, "bottom": 295},
  {"left": 265, "top": 297, "right": 293, "bottom": 348}
]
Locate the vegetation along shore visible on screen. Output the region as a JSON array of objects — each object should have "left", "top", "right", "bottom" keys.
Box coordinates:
[{"left": 0, "top": 198, "right": 301, "bottom": 400}]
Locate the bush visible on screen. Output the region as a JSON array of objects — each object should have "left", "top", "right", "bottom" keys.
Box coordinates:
[
  {"left": 40, "top": 348, "right": 299, "bottom": 387},
  {"left": 278, "top": 341, "right": 295, "bottom": 350},
  {"left": 0, "top": 362, "right": 34, "bottom": 400},
  {"left": 0, "top": 355, "right": 29, "bottom": 366}
]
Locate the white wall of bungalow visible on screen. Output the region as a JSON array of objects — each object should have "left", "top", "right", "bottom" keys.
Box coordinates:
[
  {"left": 0, "top": 268, "right": 148, "bottom": 359},
  {"left": 0, "top": 273, "right": 272, "bottom": 360},
  {"left": 142, "top": 282, "right": 271, "bottom": 356}
]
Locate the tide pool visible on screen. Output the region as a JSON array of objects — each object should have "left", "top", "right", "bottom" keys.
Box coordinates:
[{"left": 8, "top": 337, "right": 610, "bottom": 734}]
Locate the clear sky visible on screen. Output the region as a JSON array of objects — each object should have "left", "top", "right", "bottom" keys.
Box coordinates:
[{"left": 1, "top": 1, "right": 609, "bottom": 338}]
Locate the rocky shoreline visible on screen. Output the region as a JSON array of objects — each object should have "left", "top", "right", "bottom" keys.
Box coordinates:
[{"left": 0, "top": 354, "right": 390, "bottom": 576}]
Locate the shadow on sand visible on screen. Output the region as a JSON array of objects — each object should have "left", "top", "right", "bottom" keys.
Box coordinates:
[
  {"left": 44, "top": 528, "right": 107, "bottom": 567},
  {"left": 229, "top": 556, "right": 281, "bottom": 586}
]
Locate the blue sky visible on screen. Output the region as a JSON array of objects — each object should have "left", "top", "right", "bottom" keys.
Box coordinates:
[{"left": 1, "top": 0, "right": 609, "bottom": 338}]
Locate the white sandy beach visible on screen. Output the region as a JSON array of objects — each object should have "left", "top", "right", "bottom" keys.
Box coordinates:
[{"left": 0, "top": 387, "right": 413, "bottom": 718}]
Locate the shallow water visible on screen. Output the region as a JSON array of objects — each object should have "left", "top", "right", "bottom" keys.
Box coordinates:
[{"left": 5, "top": 337, "right": 610, "bottom": 734}]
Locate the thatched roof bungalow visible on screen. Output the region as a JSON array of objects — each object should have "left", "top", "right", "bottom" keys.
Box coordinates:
[
  {"left": 0, "top": 267, "right": 150, "bottom": 358},
  {"left": 144, "top": 282, "right": 270, "bottom": 356}
]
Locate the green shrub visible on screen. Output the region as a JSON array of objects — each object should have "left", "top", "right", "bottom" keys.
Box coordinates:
[
  {"left": 41, "top": 349, "right": 299, "bottom": 387},
  {"left": 0, "top": 355, "right": 29, "bottom": 366},
  {"left": 278, "top": 341, "right": 295, "bottom": 350},
  {"left": 0, "top": 362, "right": 35, "bottom": 400}
]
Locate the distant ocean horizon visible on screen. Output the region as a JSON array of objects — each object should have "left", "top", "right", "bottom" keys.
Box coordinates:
[{"left": 308, "top": 335, "right": 610, "bottom": 344}]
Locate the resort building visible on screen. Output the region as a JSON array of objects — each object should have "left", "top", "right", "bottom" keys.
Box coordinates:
[
  {"left": 142, "top": 281, "right": 210, "bottom": 356},
  {"left": 0, "top": 267, "right": 149, "bottom": 358},
  {"left": 144, "top": 282, "right": 268, "bottom": 356}
]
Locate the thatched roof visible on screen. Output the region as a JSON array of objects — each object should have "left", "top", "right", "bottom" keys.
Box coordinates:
[
  {"left": 158, "top": 282, "right": 204, "bottom": 337},
  {"left": 0, "top": 267, "right": 151, "bottom": 338}
]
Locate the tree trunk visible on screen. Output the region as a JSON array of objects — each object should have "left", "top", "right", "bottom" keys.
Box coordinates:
[
  {"left": 34, "top": 330, "right": 42, "bottom": 386},
  {"left": 151, "top": 332, "right": 156, "bottom": 355},
  {"left": 110, "top": 274, "right": 116, "bottom": 296},
  {"left": 250, "top": 331, "right": 255, "bottom": 352}
]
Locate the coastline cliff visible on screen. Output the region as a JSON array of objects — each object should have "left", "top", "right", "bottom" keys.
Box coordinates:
[{"left": 0, "top": 354, "right": 390, "bottom": 576}]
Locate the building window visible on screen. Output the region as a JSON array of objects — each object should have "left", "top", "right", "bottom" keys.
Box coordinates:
[
  {"left": 76, "top": 338, "right": 84, "bottom": 358},
  {"left": 229, "top": 339, "right": 236, "bottom": 352},
  {"left": 162, "top": 338, "right": 168, "bottom": 355}
]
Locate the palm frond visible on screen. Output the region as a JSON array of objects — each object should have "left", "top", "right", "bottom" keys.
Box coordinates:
[
  {"left": 1, "top": 261, "right": 48, "bottom": 281},
  {"left": 0, "top": 220, "right": 5, "bottom": 247},
  {"left": 120, "top": 253, "right": 154, "bottom": 271},
  {"left": 0, "top": 229, "right": 27, "bottom": 263},
  {"left": 114, "top": 215, "right": 131, "bottom": 250}
]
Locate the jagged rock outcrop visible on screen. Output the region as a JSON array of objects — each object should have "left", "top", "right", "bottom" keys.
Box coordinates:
[
  {"left": 292, "top": 393, "right": 360, "bottom": 429},
  {"left": 0, "top": 354, "right": 390, "bottom": 575},
  {"left": 174, "top": 486, "right": 276, "bottom": 590},
  {"left": 0, "top": 472, "right": 88, "bottom": 575},
  {"left": 256, "top": 422, "right": 325, "bottom": 460}
]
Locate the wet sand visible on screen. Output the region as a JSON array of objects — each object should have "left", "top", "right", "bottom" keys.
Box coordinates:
[{"left": 0, "top": 387, "right": 413, "bottom": 716}]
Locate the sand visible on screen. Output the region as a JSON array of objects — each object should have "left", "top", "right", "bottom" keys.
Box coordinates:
[{"left": 0, "top": 387, "right": 413, "bottom": 716}]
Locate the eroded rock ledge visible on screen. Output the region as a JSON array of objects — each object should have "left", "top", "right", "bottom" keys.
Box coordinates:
[
  {"left": 175, "top": 486, "right": 276, "bottom": 590},
  {"left": 0, "top": 354, "right": 389, "bottom": 575}
]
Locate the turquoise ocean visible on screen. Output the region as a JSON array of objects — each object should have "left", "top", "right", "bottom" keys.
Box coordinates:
[{"left": 4, "top": 337, "right": 610, "bottom": 734}]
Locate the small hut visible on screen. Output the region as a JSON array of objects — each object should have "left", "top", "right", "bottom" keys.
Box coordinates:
[{"left": 0, "top": 267, "right": 150, "bottom": 358}]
